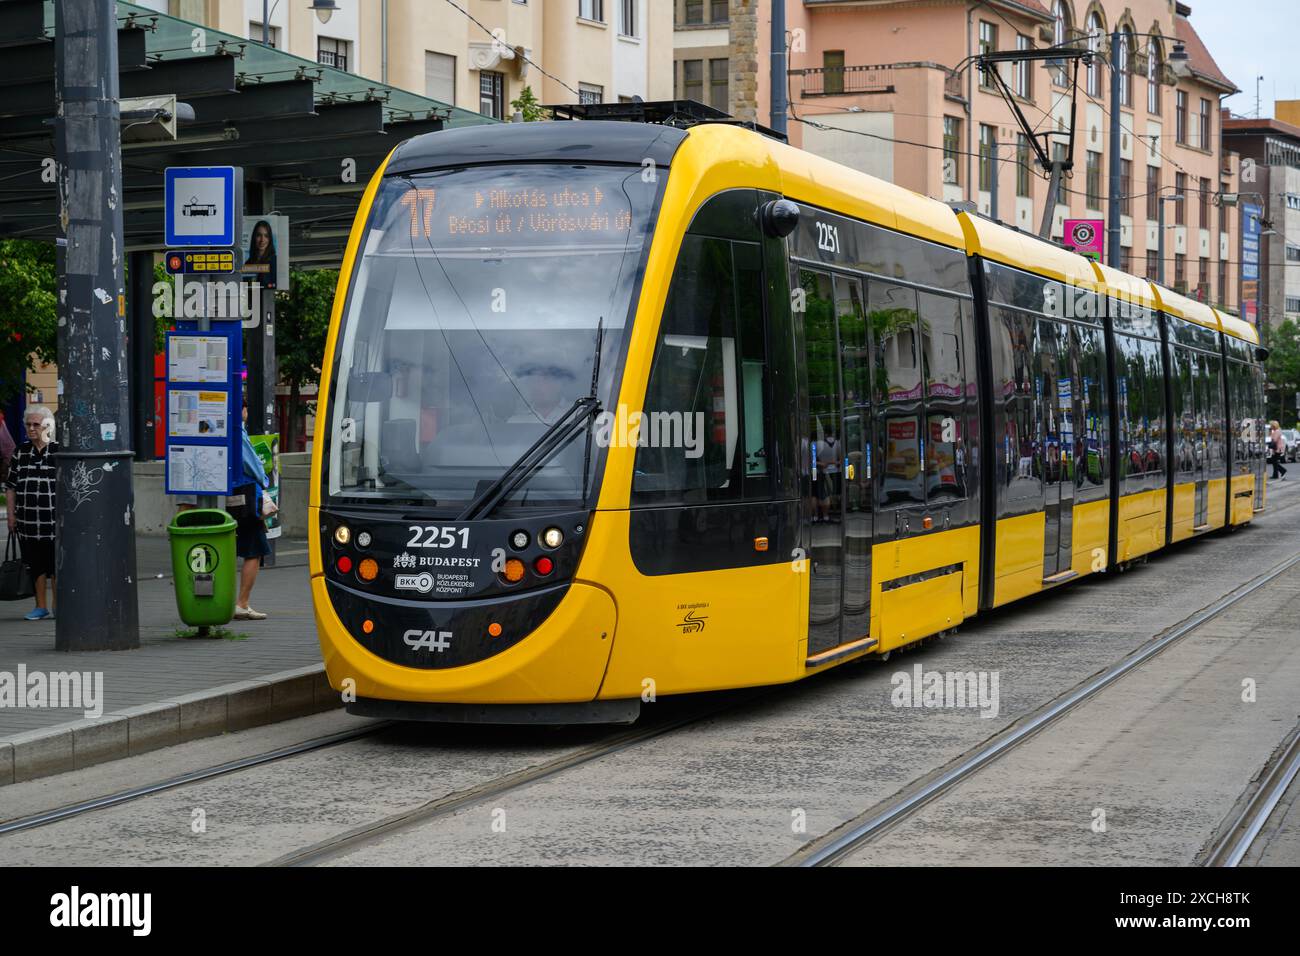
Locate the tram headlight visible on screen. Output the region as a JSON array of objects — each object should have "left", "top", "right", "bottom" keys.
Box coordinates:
[
  {"left": 540, "top": 527, "right": 564, "bottom": 550},
  {"left": 510, "top": 530, "right": 530, "bottom": 551},
  {"left": 356, "top": 531, "right": 372, "bottom": 549},
  {"left": 334, "top": 525, "right": 351, "bottom": 546}
]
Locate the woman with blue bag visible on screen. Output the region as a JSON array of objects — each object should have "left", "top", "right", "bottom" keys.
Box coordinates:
[{"left": 233, "top": 400, "right": 271, "bottom": 621}]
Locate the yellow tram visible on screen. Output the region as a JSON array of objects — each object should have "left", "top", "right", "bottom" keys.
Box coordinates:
[{"left": 309, "top": 110, "right": 1267, "bottom": 723}]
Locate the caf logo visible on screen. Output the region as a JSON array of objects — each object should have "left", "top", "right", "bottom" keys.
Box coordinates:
[{"left": 1069, "top": 222, "right": 1096, "bottom": 247}]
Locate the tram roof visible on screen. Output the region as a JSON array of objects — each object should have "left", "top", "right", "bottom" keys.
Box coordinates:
[
  {"left": 1150, "top": 283, "right": 1222, "bottom": 331},
  {"left": 1215, "top": 310, "right": 1259, "bottom": 344},
  {"left": 953, "top": 211, "right": 1100, "bottom": 289},
  {"left": 1090, "top": 262, "right": 1160, "bottom": 310}
]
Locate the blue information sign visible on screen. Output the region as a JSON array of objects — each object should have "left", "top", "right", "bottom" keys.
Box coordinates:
[
  {"left": 164, "top": 326, "right": 242, "bottom": 496},
  {"left": 165, "top": 167, "right": 239, "bottom": 247}
]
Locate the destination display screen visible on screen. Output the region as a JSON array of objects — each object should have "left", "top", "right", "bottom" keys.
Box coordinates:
[{"left": 394, "top": 178, "right": 637, "bottom": 246}]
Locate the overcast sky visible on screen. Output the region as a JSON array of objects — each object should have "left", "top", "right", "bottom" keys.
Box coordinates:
[{"left": 1188, "top": 0, "right": 1300, "bottom": 116}]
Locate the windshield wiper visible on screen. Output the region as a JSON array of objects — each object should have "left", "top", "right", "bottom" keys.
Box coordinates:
[{"left": 458, "top": 321, "right": 605, "bottom": 522}]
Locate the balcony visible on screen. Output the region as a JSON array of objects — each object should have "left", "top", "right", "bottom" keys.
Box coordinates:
[
  {"left": 791, "top": 62, "right": 965, "bottom": 100},
  {"left": 317, "top": 49, "right": 348, "bottom": 72}
]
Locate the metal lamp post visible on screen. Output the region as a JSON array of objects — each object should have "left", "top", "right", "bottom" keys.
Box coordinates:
[{"left": 1155, "top": 190, "right": 1184, "bottom": 287}]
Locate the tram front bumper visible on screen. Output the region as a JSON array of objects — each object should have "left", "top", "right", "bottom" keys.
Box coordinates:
[{"left": 310, "top": 575, "right": 617, "bottom": 705}]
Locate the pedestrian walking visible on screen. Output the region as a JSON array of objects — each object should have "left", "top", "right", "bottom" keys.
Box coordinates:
[
  {"left": 234, "top": 400, "right": 271, "bottom": 621},
  {"left": 1269, "top": 421, "right": 1288, "bottom": 481},
  {"left": 3, "top": 406, "right": 58, "bottom": 620}
]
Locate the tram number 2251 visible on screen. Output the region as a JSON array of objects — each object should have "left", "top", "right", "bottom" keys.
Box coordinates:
[
  {"left": 406, "top": 526, "right": 471, "bottom": 549},
  {"left": 816, "top": 221, "right": 841, "bottom": 254}
]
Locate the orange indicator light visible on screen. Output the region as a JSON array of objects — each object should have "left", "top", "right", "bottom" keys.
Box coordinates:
[
  {"left": 362, "top": 619, "right": 374, "bottom": 634},
  {"left": 503, "top": 558, "right": 525, "bottom": 583},
  {"left": 358, "top": 558, "right": 379, "bottom": 581},
  {"left": 488, "top": 622, "right": 503, "bottom": 638}
]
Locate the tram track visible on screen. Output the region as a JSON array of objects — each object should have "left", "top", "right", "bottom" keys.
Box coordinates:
[
  {"left": 784, "top": 547, "right": 1300, "bottom": 867},
  {"left": 1203, "top": 722, "right": 1300, "bottom": 867},
  {"left": 0, "top": 722, "right": 393, "bottom": 837}
]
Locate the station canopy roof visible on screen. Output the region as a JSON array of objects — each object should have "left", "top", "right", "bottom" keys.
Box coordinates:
[{"left": 0, "top": 0, "right": 495, "bottom": 269}]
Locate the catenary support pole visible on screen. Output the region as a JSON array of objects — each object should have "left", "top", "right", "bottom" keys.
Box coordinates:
[
  {"left": 53, "top": 0, "right": 140, "bottom": 651},
  {"left": 770, "top": 0, "right": 787, "bottom": 136},
  {"left": 1107, "top": 29, "right": 1122, "bottom": 267}
]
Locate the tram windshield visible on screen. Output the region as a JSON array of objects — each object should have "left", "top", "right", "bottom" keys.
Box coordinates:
[{"left": 326, "top": 163, "right": 656, "bottom": 510}]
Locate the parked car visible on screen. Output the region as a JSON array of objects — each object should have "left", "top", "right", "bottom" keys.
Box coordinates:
[{"left": 1284, "top": 429, "right": 1300, "bottom": 463}]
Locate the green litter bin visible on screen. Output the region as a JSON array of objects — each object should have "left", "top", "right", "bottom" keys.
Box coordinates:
[{"left": 168, "top": 509, "right": 238, "bottom": 627}]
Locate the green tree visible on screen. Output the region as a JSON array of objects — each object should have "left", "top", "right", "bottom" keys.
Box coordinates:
[
  {"left": 0, "top": 240, "right": 58, "bottom": 402},
  {"left": 510, "top": 85, "right": 551, "bottom": 122},
  {"left": 274, "top": 268, "right": 338, "bottom": 451},
  {"left": 1265, "top": 318, "right": 1300, "bottom": 426}
]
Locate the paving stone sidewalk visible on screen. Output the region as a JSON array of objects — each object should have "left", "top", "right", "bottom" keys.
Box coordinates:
[{"left": 0, "top": 531, "right": 322, "bottom": 740}]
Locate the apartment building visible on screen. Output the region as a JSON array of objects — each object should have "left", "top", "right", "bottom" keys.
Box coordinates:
[
  {"left": 672, "top": 0, "right": 770, "bottom": 123},
  {"left": 782, "top": 1, "right": 1242, "bottom": 314},
  {"left": 1224, "top": 106, "right": 1300, "bottom": 334},
  {"left": 133, "top": 0, "right": 673, "bottom": 116}
]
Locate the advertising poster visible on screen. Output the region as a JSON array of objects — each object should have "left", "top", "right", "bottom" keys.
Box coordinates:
[
  {"left": 249, "top": 433, "right": 281, "bottom": 539},
  {"left": 241, "top": 214, "right": 290, "bottom": 290}
]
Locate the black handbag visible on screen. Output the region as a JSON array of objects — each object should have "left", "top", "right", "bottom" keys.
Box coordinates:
[{"left": 0, "top": 535, "right": 34, "bottom": 601}]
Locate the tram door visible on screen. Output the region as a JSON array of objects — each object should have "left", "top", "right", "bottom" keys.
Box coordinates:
[
  {"left": 1040, "top": 321, "right": 1076, "bottom": 580},
  {"left": 801, "top": 269, "right": 873, "bottom": 656}
]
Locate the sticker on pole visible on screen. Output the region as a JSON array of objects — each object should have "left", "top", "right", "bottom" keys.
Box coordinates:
[
  {"left": 187, "top": 543, "right": 220, "bottom": 575},
  {"left": 165, "top": 167, "right": 237, "bottom": 247}
]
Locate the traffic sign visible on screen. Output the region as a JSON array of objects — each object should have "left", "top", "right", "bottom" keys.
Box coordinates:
[{"left": 165, "top": 166, "right": 240, "bottom": 247}]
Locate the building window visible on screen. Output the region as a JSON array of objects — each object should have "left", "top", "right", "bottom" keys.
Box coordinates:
[
  {"left": 709, "top": 58, "right": 729, "bottom": 112},
  {"left": 619, "top": 0, "right": 637, "bottom": 36},
  {"left": 680, "top": 59, "right": 703, "bottom": 102},
  {"left": 1287, "top": 297, "right": 1300, "bottom": 314},
  {"left": 425, "top": 51, "right": 456, "bottom": 104},
  {"left": 1176, "top": 90, "right": 1188, "bottom": 144},
  {"left": 579, "top": 83, "right": 604, "bottom": 105},
  {"left": 1086, "top": 12, "right": 1104, "bottom": 98},
  {"left": 681, "top": 0, "right": 727, "bottom": 25},
  {"left": 1175, "top": 172, "right": 1186, "bottom": 224},
  {"left": 1147, "top": 39, "right": 1162, "bottom": 114},
  {"left": 580, "top": 0, "right": 604, "bottom": 22},
  {"left": 1014, "top": 35, "right": 1033, "bottom": 99},
  {"left": 1175, "top": 253, "right": 1186, "bottom": 292},
  {"left": 1146, "top": 164, "right": 1160, "bottom": 220},
  {"left": 1118, "top": 28, "right": 1133, "bottom": 108},
  {"left": 1016, "top": 133, "right": 1031, "bottom": 197},
  {"left": 1052, "top": 1, "right": 1072, "bottom": 87},
  {"left": 1287, "top": 245, "right": 1300, "bottom": 263},
  {"left": 249, "top": 22, "right": 280, "bottom": 48},
  {"left": 1199, "top": 177, "right": 1211, "bottom": 229},
  {"left": 479, "top": 70, "right": 505, "bottom": 119},
  {"left": 1120, "top": 247, "right": 1132, "bottom": 273},
  {"left": 1219, "top": 258, "right": 1228, "bottom": 306},
  {"left": 317, "top": 36, "right": 350, "bottom": 72},
  {"left": 1086, "top": 150, "right": 1102, "bottom": 210},
  {"left": 823, "top": 50, "right": 846, "bottom": 95},
  {"left": 978, "top": 22, "right": 998, "bottom": 90},
  {"left": 979, "top": 124, "right": 994, "bottom": 192},
  {"left": 1121, "top": 159, "right": 1132, "bottom": 216},
  {"left": 1198, "top": 256, "right": 1209, "bottom": 301},
  {"left": 1147, "top": 249, "right": 1159, "bottom": 279},
  {"left": 943, "top": 116, "right": 961, "bottom": 185},
  {"left": 1198, "top": 98, "right": 1212, "bottom": 150}
]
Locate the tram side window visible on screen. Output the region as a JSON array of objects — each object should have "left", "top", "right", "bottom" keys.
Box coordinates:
[
  {"left": 632, "top": 235, "right": 769, "bottom": 506},
  {"left": 1142, "top": 338, "right": 1166, "bottom": 485},
  {"left": 919, "top": 291, "right": 968, "bottom": 502},
  {"left": 994, "top": 307, "right": 1041, "bottom": 502},
  {"left": 871, "top": 283, "right": 924, "bottom": 507},
  {"left": 1170, "top": 347, "right": 1196, "bottom": 478},
  {"left": 1075, "top": 324, "right": 1109, "bottom": 491},
  {"left": 1204, "top": 353, "right": 1226, "bottom": 474}
]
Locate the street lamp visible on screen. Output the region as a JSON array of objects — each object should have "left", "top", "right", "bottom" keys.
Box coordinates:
[{"left": 309, "top": 0, "right": 337, "bottom": 24}]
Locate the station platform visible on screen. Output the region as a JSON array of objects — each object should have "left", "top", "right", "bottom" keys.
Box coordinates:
[{"left": 0, "top": 530, "right": 333, "bottom": 785}]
